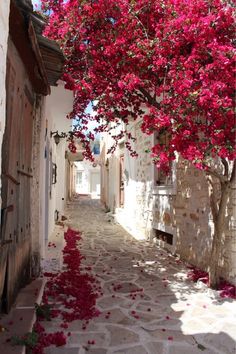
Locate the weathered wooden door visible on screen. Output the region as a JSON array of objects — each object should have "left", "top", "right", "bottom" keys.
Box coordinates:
[{"left": 0, "top": 54, "right": 34, "bottom": 312}]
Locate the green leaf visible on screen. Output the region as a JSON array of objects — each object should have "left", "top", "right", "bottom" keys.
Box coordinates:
[
  {"left": 35, "top": 303, "right": 52, "bottom": 321},
  {"left": 11, "top": 332, "right": 38, "bottom": 348}
]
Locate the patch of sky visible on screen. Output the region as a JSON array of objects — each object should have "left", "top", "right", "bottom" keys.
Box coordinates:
[
  {"left": 32, "top": 0, "right": 69, "bottom": 10},
  {"left": 73, "top": 101, "right": 100, "bottom": 138},
  {"left": 32, "top": 0, "right": 41, "bottom": 10}
]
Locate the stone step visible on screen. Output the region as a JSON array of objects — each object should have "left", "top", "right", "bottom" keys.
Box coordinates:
[{"left": 0, "top": 277, "right": 45, "bottom": 354}]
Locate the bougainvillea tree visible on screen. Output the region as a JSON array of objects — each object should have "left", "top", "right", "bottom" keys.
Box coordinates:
[{"left": 41, "top": 0, "right": 235, "bottom": 287}]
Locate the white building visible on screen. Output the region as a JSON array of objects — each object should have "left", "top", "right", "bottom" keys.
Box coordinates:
[
  {"left": 42, "top": 83, "right": 74, "bottom": 243},
  {"left": 101, "top": 119, "right": 236, "bottom": 285},
  {"left": 75, "top": 159, "right": 100, "bottom": 197}
]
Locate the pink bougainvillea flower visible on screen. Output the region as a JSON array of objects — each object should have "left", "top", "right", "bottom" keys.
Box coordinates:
[
  {"left": 187, "top": 266, "right": 236, "bottom": 299},
  {"left": 31, "top": 228, "right": 101, "bottom": 354},
  {"left": 41, "top": 0, "right": 235, "bottom": 290}
]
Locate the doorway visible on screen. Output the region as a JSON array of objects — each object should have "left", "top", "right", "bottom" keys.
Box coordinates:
[{"left": 0, "top": 54, "right": 34, "bottom": 312}]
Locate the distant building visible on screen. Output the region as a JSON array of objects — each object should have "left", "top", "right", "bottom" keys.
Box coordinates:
[{"left": 74, "top": 138, "right": 101, "bottom": 197}]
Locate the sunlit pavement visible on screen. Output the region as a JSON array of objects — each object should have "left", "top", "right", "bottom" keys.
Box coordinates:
[{"left": 44, "top": 197, "right": 236, "bottom": 354}]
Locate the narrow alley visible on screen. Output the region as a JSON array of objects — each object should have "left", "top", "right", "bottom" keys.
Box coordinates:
[
  {"left": 40, "top": 197, "right": 235, "bottom": 354},
  {"left": 0, "top": 1, "right": 235, "bottom": 354}
]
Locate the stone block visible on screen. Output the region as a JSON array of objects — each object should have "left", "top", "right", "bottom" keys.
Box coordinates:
[
  {"left": 144, "top": 328, "right": 195, "bottom": 345},
  {"left": 163, "top": 212, "right": 171, "bottom": 225},
  {"left": 168, "top": 344, "right": 215, "bottom": 354},
  {"left": 202, "top": 332, "right": 236, "bottom": 354},
  {"left": 113, "top": 346, "right": 148, "bottom": 354},
  {"left": 190, "top": 213, "right": 199, "bottom": 221},
  {"left": 44, "top": 348, "right": 80, "bottom": 354},
  {"left": 0, "top": 308, "right": 36, "bottom": 354},
  {"left": 145, "top": 342, "right": 165, "bottom": 354},
  {"left": 69, "top": 332, "right": 107, "bottom": 347},
  {"left": 106, "top": 325, "right": 139, "bottom": 346},
  {"left": 15, "top": 278, "right": 45, "bottom": 308}
]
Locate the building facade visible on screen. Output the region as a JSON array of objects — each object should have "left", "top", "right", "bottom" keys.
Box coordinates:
[
  {"left": 101, "top": 119, "right": 236, "bottom": 285},
  {"left": 0, "top": 0, "right": 73, "bottom": 312}
]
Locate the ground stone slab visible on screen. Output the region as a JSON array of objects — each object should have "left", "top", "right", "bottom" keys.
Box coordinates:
[
  {"left": 144, "top": 342, "right": 165, "bottom": 354},
  {"left": 106, "top": 325, "right": 139, "bottom": 346},
  {"left": 106, "top": 281, "right": 142, "bottom": 294},
  {"left": 81, "top": 348, "right": 107, "bottom": 354},
  {"left": 39, "top": 198, "right": 236, "bottom": 354},
  {"left": 44, "top": 348, "right": 80, "bottom": 354},
  {"left": 112, "top": 345, "right": 149, "bottom": 354},
  {"left": 143, "top": 328, "right": 196, "bottom": 345},
  {"left": 168, "top": 344, "right": 218, "bottom": 354},
  {"left": 201, "top": 332, "right": 236, "bottom": 354},
  {"left": 69, "top": 332, "right": 107, "bottom": 347},
  {"left": 97, "top": 296, "right": 127, "bottom": 309},
  {"left": 95, "top": 309, "right": 136, "bottom": 326}
]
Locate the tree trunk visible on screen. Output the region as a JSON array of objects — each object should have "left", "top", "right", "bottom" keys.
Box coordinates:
[{"left": 209, "top": 181, "right": 231, "bottom": 288}]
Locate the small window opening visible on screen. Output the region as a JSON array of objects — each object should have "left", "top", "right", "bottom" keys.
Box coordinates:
[{"left": 155, "top": 229, "right": 173, "bottom": 245}]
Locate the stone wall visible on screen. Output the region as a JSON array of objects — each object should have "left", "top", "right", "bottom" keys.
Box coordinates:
[
  {"left": 115, "top": 121, "right": 154, "bottom": 239},
  {"left": 0, "top": 0, "right": 10, "bottom": 214},
  {"left": 101, "top": 121, "right": 236, "bottom": 284},
  {"left": 148, "top": 152, "right": 236, "bottom": 284}
]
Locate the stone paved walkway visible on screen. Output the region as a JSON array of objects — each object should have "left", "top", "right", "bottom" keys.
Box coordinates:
[{"left": 43, "top": 197, "right": 236, "bottom": 354}]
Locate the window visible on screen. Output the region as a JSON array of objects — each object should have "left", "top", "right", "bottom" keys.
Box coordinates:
[{"left": 154, "top": 229, "right": 173, "bottom": 245}]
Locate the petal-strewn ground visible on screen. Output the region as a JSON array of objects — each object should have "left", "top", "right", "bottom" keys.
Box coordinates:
[{"left": 43, "top": 197, "right": 236, "bottom": 354}]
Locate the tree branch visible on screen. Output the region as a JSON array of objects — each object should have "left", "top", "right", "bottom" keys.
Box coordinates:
[
  {"left": 230, "top": 159, "right": 236, "bottom": 183},
  {"left": 206, "top": 167, "right": 228, "bottom": 183},
  {"left": 138, "top": 87, "right": 160, "bottom": 109},
  {"left": 221, "top": 157, "right": 229, "bottom": 178},
  {"left": 207, "top": 175, "right": 219, "bottom": 224}
]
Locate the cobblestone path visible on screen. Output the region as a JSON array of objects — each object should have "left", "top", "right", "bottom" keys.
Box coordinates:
[{"left": 44, "top": 197, "right": 236, "bottom": 354}]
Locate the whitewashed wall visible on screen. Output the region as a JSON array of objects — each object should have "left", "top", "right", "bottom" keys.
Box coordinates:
[
  {"left": 75, "top": 160, "right": 100, "bottom": 195},
  {"left": 0, "top": 0, "right": 10, "bottom": 214},
  {"left": 121, "top": 121, "right": 153, "bottom": 239},
  {"left": 101, "top": 120, "right": 236, "bottom": 284},
  {"left": 43, "top": 83, "right": 73, "bottom": 239},
  {"left": 100, "top": 124, "right": 123, "bottom": 212}
]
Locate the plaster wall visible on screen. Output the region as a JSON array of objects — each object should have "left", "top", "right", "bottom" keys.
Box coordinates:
[
  {"left": 101, "top": 121, "right": 236, "bottom": 284},
  {"left": 44, "top": 83, "right": 73, "bottom": 238},
  {"left": 100, "top": 125, "right": 122, "bottom": 212},
  {"left": 0, "top": 0, "right": 10, "bottom": 213},
  {"left": 75, "top": 160, "right": 100, "bottom": 195},
  {"left": 116, "top": 121, "right": 154, "bottom": 239}
]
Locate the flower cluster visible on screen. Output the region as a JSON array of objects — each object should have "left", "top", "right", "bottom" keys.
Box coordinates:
[
  {"left": 43, "top": 229, "right": 100, "bottom": 322},
  {"left": 187, "top": 266, "right": 236, "bottom": 299},
  {"left": 41, "top": 0, "right": 235, "bottom": 172},
  {"left": 31, "top": 228, "right": 100, "bottom": 353}
]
